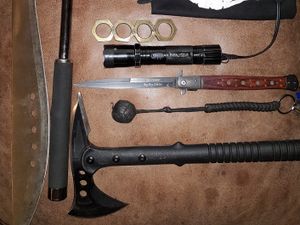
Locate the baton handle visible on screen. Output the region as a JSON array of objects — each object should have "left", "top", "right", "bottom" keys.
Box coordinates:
[
  {"left": 48, "top": 0, "right": 73, "bottom": 201},
  {"left": 48, "top": 60, "right": 72, "bottom": 201}
]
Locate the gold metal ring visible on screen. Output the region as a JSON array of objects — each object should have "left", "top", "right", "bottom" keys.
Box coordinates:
[
  {"left": 154, "top": 19, "right": 177, "bottom": 41},
  {"left": 113, "top": 20, "right": 134, "bottom": 42},
  {"left": 92, "top": 19, "right": 114, "bottom": 42},
  {"left": 133, "top": 20, "right": 155, "bottom": 43}
]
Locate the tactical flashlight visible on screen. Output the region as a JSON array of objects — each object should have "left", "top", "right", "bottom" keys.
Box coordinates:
[{"left": 103, "top": 44, "right": 222, "bottom": 68}]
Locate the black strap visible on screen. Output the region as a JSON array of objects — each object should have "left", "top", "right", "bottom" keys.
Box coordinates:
[
  {"left": 137, "top": 101, "right": 280, "bottom": 114},
  {"left": 137, "top": 0, "right": 151, "bottom": 4},
  {"left": 204, "top": 101, "right": 280, "bottom": 113}
]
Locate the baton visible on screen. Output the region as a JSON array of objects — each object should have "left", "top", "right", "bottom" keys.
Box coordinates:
[{"left": 48, "top": 0, "right": 73, "bottom": 201}]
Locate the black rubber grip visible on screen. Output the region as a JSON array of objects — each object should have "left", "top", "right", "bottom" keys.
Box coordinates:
[
  {"left": 204, "top": 101, "right": 280, "bottom": 113},
  {"left": 48, "top": 59, "right": 73, "bottom": 201},
  {"left": 84, "top": 140, "right": 300, "bottom": 174},
  {"left": 204, "top": 140, "right": 300, "bottom": 163}
]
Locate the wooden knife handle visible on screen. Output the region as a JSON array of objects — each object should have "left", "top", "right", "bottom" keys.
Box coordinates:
[{"left": 201, "top": 74, "right": 298, "bottom": 91}]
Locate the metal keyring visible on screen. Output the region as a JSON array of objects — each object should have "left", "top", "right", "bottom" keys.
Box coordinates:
[
  {"left": 278, "top": 94, "right": 296, "bottom": 114},
  {"left": 292, "top": 102, "right": 300, "bottom": 113}
]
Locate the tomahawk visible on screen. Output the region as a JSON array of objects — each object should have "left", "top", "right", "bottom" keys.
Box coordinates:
[{"left": 69, "top": 93, "right": 300, "bottom": 218}]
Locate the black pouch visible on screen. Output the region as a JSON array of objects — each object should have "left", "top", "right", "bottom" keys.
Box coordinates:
[{"left": 138, "top": 0, "right": 297, "bottom": 20}]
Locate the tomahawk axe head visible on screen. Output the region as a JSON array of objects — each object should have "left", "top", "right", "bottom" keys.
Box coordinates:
[{"left": 68, "top": 93, "right": 127, "bottom": 217}]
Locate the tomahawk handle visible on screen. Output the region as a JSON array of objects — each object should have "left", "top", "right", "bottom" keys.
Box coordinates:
[
  {"left": 49, "top": 59, "right": 73, "bottom": 201},
  {"left": 83, "top": 140, "right": 300, "bottom": 174},
  {"left": 200, "top": 74, "right": 298, "bottom": 91}
]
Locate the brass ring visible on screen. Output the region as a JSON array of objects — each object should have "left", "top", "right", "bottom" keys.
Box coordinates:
[
  {"left": 92, "top": 20, "right": 114, "bottom": 42},
  {"left": 113, "top": 20, "right": 134, "bottom": 42},
  {"left": 133, "top": 20, "right": 155, "bottom": 43},
  {"left": 154, "top": 19, "right": 177, "bottom": 41}
]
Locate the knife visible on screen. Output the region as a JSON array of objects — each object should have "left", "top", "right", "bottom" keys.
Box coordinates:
[
  {"left": 75, "top": 73, "right": 299, "bottom": 94},
  {"left": 12, "top": 0, "right": 49, "bottom": 224}
]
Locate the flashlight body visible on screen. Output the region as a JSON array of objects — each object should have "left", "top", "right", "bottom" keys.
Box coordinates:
[{"left": 103, "top": 44, "right": 222, "bottom": 68}]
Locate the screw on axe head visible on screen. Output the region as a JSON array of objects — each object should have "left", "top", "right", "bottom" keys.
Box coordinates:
[{"left": 68, "top": 93, "right": 127, "bottom": 217}]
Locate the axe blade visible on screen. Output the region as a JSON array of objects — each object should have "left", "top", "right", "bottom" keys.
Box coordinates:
[
  {"left": 68, "top": 184, "right": 128, "bottom": 218},
  {"left": 69, "top": 93, "right": 127, "bottom": 217}
]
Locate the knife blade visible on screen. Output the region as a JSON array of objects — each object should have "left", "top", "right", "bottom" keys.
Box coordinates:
[
  {"left": 75, "top": 77, "right": 177, "bottom": 89},
  {"left": 12, "top": 0, "right": 49, "bottom": 224}
]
